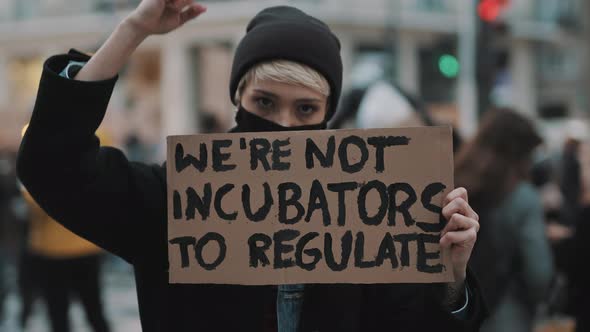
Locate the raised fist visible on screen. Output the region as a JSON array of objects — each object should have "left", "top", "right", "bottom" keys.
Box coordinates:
[{"left": 126, "top": 0, "right": 206, "bottom": 36}]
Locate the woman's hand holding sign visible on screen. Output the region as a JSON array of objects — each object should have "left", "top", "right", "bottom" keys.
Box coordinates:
[{"left": 440, "top": 187, "right": 480, "bottom": 291}]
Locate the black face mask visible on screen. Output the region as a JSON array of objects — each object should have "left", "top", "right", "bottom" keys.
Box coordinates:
[{"left": 230, "top": 105, "right": 327, "bottom": 133}]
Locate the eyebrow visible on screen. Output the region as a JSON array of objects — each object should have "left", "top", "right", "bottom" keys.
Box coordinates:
[
  {"left": 253, "top": 89, "right": 278, "bottom": 98},
  {"left": 253, "top": 89, "right": 323, "bottom": 103}
]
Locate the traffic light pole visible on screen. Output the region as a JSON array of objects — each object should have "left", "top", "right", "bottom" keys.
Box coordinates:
[{"left": 457, "top": 0, "right": 479, "bottom": 137}]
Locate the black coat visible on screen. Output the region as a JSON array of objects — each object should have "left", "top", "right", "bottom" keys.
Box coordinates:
[{"left": 17, "top": 50, "right": 486, "bottom": 332}]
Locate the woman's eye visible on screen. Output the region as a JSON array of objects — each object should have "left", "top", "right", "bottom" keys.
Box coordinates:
[
  {"left": 256, "top": 97, "right": 274, "bottom": 109},
  {"left": 298, "top": 104, "right": 317, "bottom": 115}
]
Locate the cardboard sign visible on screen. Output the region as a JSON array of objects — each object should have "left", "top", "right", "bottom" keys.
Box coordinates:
[{"left": 167, "top": 127, "right": 454, "bottom": 285}]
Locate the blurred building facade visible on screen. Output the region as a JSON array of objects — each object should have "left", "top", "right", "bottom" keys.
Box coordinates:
[{"left": 0, "top": 0, "right": 587, "bottom": 155}]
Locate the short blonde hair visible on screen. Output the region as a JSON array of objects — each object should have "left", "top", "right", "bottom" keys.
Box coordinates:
[{"left": 234, "top": 60, "right": 330, "bottom": 104}]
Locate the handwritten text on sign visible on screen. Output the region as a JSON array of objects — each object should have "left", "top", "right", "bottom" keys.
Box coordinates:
[{"left": 167, "top": 127, "right": 454, "bottom": 285}]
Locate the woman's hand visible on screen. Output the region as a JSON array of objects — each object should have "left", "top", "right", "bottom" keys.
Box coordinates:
[
  {"left": 126, "top": 0, "right": 207, "bottom": 37},
  {"left": 74, "top": 0, "right": 205, "bottom": 81},
  {"left": 440, "top": 187, "right": 479, "bottom": 287}
]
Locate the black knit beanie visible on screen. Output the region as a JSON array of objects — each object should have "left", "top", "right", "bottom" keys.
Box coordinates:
[{"left": 229, "top": 6, "right": 343, "bottom": 120}]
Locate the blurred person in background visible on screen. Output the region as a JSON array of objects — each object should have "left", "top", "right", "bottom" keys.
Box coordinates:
[
  {"left": 0, "top": 150, "right": 13, "bottom": 320},
  {"left": 456, "top": 108, "right": 554, "bottom": 332},
  {"left": 548, "top": 120, "right": 586, "bottom": 272},
  {"left": 568, "top": 203, "right": 590, "bottom": 332},
  {"left": 557, "top": 120, "right": 588, "bottom": 229},
  {"left": 0, "top": 150, "right": 26, "bottom": 322},
  {"left": 331, "top": 55, "right": 464, "bottom": 152},
  {"left": 15, "top": 182, "right": 37, "bottom": 330},
  {"left": 534, "top": 120, "right": 588, "bottom": 322},
  {"left": 564, "top": 136, "right": 590, "bottom": 332},
  {"left": 16, "top": 0, "right": 486, "bottom": 331},
  {"left": 330, "top": 54, "right": 429, "bottom": 130},
  {"left": 198, "top": 110, "right": 225, "bottom": 134},
  {"left": 21, "top": 188, "right": 111, "bottom": 332}
]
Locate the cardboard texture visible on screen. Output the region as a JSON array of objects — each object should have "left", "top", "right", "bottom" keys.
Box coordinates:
[{"left": 167, "top": 127, "right": 454, "bottom": 285}]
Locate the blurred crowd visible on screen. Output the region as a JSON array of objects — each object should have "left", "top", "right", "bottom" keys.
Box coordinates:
[
  {"left": 0, "top": 131, "right": 151, "bottom": 332},
  {"left": 330, "top": 75, "right": 588, "bottom": 332},
  {"left": 0, "top": 59, "right": 588, "bottom": 332}
]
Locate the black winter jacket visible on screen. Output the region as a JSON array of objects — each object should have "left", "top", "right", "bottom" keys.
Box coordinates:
[{"left": 17, "top": 50, "right": 486, "bottom": 332}]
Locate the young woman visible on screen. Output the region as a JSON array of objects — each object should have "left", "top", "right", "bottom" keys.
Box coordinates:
[{"left": 17, "top": 1, "right": 484, "bottom": 330}]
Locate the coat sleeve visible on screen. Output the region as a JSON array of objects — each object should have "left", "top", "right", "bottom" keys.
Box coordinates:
[
  {"left": 16, "top": 50, "right": 168, "bottom": 266},
  {"left": 300, "top": 268, "right": 488, "bottom": 331},
  {"left": 424, "top": 267, "right": 488, "bottom": 331}
]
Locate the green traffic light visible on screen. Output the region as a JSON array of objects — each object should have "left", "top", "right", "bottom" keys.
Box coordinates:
[{"left": 438, "top": 54, "right": 460, "bottom": 78}]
